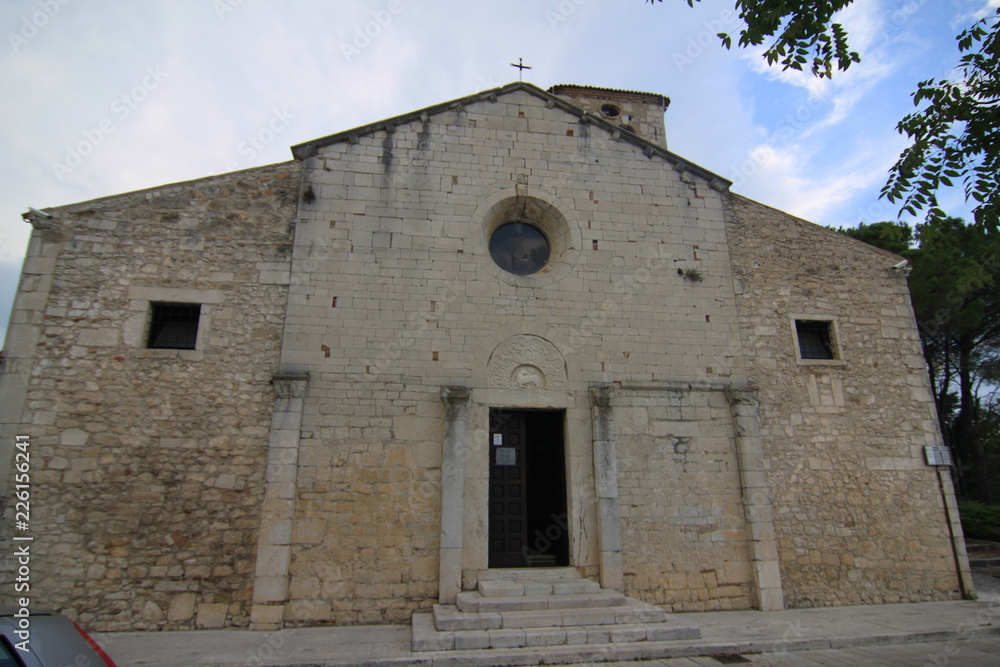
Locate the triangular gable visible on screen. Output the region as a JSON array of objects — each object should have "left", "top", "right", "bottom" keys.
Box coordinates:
[
  {"left": 730, "top": 193, "right": 910, "bottom": 266},
  {"left": 290, "top": 81, "right": 732, "bottom": 193}
]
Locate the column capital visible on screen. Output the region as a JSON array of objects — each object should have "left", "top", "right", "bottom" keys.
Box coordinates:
[
  {"left": 440, "top": 386, "right": 470, "bottom": 419},
  {"left": 272, "top": 373, "right": 309, "bottom": 399},
  {"left": 725, "top": 385, "right": 760, "bottom": 408},
  {"left": 589, "top": 384, "right": 613, "bottom": 409}
]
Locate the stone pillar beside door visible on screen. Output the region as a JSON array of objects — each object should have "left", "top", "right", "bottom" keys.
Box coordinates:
[
  {"left": 439, "top": 386, "right": 471, "bottom": 603},
  {"left": 590, "top": 384, "right": 624, "bottom": 591}
]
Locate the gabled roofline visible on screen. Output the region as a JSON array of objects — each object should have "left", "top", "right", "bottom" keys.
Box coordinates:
[
  {"left": 290, "top": 81, "right": 731, "bottom": 192},
  {"left": 729, "top": 192, "right": 909, "bottom": 264},
  {"left": 25, "top": 161, "right": 299, "bottom": 221},
  {"left": 547, "top": 84, "right": 671, "bottom": 111}
]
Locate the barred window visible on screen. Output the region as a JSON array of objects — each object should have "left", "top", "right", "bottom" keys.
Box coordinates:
[
  {"left": 147, "top": 302, "right": 201, "bottom": 350},
  {"left": 795, "top": 320, "right": 836, "bottom": 360}
]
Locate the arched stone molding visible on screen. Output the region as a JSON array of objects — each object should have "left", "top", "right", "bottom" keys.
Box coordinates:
[
  {"left": 473, "top": 187, "right": 582, "bottom": 287},
  {"left": 472, "top": 324, "right": 581, "bottom": 393},
  {"left": 487, "top": 334, "right": 568, "bottom": 390}
]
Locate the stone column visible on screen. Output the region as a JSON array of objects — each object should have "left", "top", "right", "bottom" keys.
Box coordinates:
[
  {"left": 0, "top": 213, "right": 63, "bottom": 506},
  {"left": 439, "top": 386, "right": 470, "bottom": 603},
  {"left": 727, "top": 386, "right": 784, "bottom": 611},
  {"left": 250, "top": 373, "right": 308, "bottom": 630},
  {"left": 590, "top": 385, "right": 623, "bottom": 591},
  {"left": 936, "top": 467, "right": 975, "bottom": 598}
]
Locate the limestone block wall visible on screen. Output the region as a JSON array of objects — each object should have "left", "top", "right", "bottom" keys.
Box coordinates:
[
  {"left": 284, "top": 380, "right": 444, "bottom": 626},
  {"left": 1, "top": 81, "right": 971, "bottom": 631},
  {"left": 277, "top": 88, "right": 749, "bottom": 623},
  {"left": 547, "top": 85, "right": 669, "bottom": 148},
  {"left": 0, "top": 163, "right": 301, "bottom": 630},
  {"left": 616, "top": 386, "right": 755, "bottom": 611},
  {"left": 726, "top": 194, "right": 963, "bottom": 607}
]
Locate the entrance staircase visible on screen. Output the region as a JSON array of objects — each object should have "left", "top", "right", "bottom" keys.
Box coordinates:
[{"left": 412, "top": 567, "right": 700, "bottom": 652}]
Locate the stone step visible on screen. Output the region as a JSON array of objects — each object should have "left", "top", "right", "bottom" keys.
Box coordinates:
[
  {"left": 478, "top": 578, "right": 602, "bottom": 597},
  {"left": 433, "top": 597, "right": 668, "bottom": 631},
  {"left": 456, "top": 589, "right": 627, "bottom": 613},
  {"left": 965, "top": 540, "right": 1000, "bottom": 553},
  {"left": 412, "top": 611, "right": 701, "bottom": 652},
  {"left": 478, "top": 567, "right": 581, "bottom": 582}
]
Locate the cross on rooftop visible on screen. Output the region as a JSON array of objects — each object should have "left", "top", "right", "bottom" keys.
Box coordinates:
[{"left": 510, "top": 58, "right": 532, "bottom": 81}]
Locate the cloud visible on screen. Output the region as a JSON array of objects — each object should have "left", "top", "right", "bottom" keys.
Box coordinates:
[
  {"left": 714, "top": 0, "right": 979, "bottom": 225},
  {"left": 729, "top": 138, "right": 896, "bottom": 225},
  {"left": 0, "top": 0, "right": 978, "bottom": 345},
  {"left": 952, "top": 0, "right": 1000, "bottom": 28},
  {"left": 738, "top": 0, "right": 899, "bottom": 128}
]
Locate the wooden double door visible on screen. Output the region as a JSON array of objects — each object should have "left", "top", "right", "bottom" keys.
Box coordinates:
[{"left": 488, "top": 408, "right": 568, "bottom": 568}]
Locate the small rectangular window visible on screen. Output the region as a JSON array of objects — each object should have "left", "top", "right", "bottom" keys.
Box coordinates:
[
  {"left": 147, "top": 302, "right": 201, "bottom": 350},
  {"left": 795, "top": 320, "right": 836, "bottom": 360}
]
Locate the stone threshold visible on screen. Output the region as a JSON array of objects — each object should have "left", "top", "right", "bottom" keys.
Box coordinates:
[
  {"left": 325, "top": 624, "right": 1000, "bottom": 667},
  {"left": 413, "top": 567, "right": 701, "bottom": 653},
  {"left": 413, "top": 611, "right": 701, "bottom": 651}
]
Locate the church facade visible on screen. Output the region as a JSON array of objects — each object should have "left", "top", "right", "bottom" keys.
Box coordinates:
[{"left": 0, "top": 83, "right": 973, "bottom": 632}]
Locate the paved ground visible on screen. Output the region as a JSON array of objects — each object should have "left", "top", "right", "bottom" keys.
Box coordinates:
[
  {"left": 95, "top": 598, "right": 1000, "bottom": 667},
  {"left": 560, "top": 638, "right": 1000, "bottom": 666},
  {"left": 973, "top": 571, "right": 1000, "bottom": 601}
]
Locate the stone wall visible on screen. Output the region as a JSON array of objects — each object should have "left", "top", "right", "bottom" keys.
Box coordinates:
[
  {"left": 546, "top": 85, "right": 670, "bottom": 148},
  {"left": 284, "top": 381, "right": 444, "bottom": 625},
  {"left": 616, "top": 386, "right": 755, "bottom": 611},
  {"left": 726, "top": 194, "right": 964, "bottom": 606},
  {"left": 276, "top": 87, "right": 751, "bottom": 623},
  {"left": 0, "top": 163, "right": 301, "bottom": 630},
  {"left": 0, "top": 82, "right": 970, "bottom": 631}
]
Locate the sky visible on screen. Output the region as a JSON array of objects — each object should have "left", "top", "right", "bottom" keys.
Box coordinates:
[{"left": 0, "top": 0, "right": 995, "bottom": 347}]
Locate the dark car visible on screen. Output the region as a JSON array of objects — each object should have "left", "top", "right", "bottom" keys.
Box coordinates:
[{"left": 0, "top": 608, "right": 117, "bottom": 667}]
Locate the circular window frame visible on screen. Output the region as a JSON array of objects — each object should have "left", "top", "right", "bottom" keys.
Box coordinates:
[
  {"left": 600, "top": 103, "right": 622, "bottom": 119},
  {"left": 475, "top": 191, "right": 581, "bottom": 287}
]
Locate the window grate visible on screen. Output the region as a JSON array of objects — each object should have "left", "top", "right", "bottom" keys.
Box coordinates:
[
  {"left": 147, "top": 302, "right": 201, "bottom": 350},
  {"left": 795, "top": 320, "right": 835, "bottom": 360}
]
